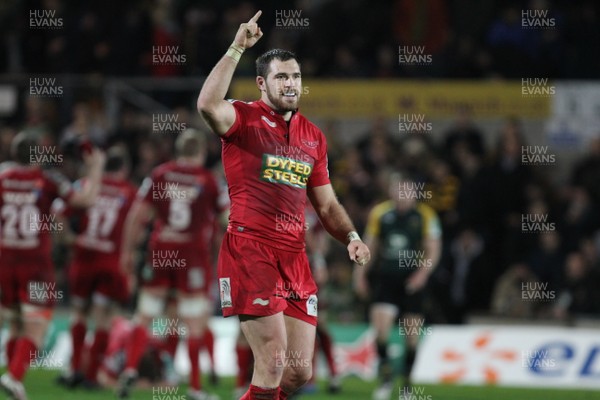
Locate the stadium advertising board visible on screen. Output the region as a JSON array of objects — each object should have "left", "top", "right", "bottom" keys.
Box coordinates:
[
  {"left": 412, "top": 326, "right": 600, "bottom": 389},
  {"left": 231, "top": 80, "right": 551, "bottom": 119}
]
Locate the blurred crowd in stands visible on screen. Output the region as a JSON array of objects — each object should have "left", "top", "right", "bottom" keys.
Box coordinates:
[
  {"left": 1, "top": 0, "right": 599, "bottom": 79},
  {"left": 0, "top": 0, "right": 599, "bottom": 326}
]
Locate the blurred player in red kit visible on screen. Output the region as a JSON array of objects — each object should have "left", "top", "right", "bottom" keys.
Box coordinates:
[
  {"left": 197, "top": 10, "right": 370, "bottom": 400},
  {"left": 117, "top": 129, "right": 223, "bottom": 400},
  {"left": 0, "top": 132, "right": 105, "bottom": 400},
  {"left": 55, "top": 147, "right": 137, "bottom": 388}
]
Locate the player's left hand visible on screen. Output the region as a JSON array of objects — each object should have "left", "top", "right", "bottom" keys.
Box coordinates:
[
  {"left": 348, "top": 240, "right": 370, "bottom": 266},
  {"left": 406, "top": 268, "right": 430, "bottom": 294}
]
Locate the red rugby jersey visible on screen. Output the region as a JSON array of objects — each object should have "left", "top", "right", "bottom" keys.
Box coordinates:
[
  {"left": 65, "top": 177, "right": 137, "bottom": 265},
  {"left": 137, "top": 160, "right": 222, "bottom": 256},
  {"left": 0, "top": 163, "right": 73, "bottom": 261},
  {"left": 222, "top": 100, "right": 330, "bottom": 251}
]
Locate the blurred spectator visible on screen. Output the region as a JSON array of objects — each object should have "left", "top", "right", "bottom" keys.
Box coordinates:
[
  {"left": 553, "top": 252, "right": 600, "bottom": 319},
  {"left": 528, "top": 230, "right": 565, "bottom": 294},
  {"left": 60, "top": 100, "right": 108, "bottom": 147},
  {"left": 454, "top": 148, "right": 488, "bottom": 231},
  {"left": 559, "top": 186, "right": 600, "bottom": 252},
  {"left": 443, "top": 108, "right": 485, "bottom": 173},
  {"left": 491, "top": 262, "right": 539, "bottom": 318},
  {"left": 425, "top": 158, "right": 460, "bottom": 231},
  {"left": 393, "top": 0, "right": 449, "bottom": 76},
  {"left": 570, "top": 136, "right": 600, "bottom": 205},
  {"left": 486, "top": 5, "right": 536, "bottom": 77},
  {"left": 564, "top": 1, "right": 600, "bottom": 78},
  {"left": 357, "top": 118, "right": 395, "bottom": 176},
  {"left": 486, "top": 117, "right": 532, "bottom": 268},
  {"left": 434, "top": 226, "right": 490, "bottom": 323}
]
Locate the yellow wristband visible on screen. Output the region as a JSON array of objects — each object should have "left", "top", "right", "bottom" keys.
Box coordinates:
[{"left": 226, "top": 45, "right": 244, "bottom": 62}]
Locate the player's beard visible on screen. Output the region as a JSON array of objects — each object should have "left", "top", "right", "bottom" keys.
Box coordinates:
[{"left": 266, "top": 85, "right": 300, "bottom": 113}]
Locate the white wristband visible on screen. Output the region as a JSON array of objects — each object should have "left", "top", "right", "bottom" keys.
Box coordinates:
[{"left": 347, "top": 231, "right": 361, "bottom": 243}]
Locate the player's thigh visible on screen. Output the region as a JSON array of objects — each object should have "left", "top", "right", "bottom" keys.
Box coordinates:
[
  {"left": 370, "top": 275, "right": 404, "bottom": 336},
  {"left": 136, "top": 286, "right": 169, "bottom": 323},
  {"left": 0, "top": 262, "right": 18, "bottom": 309},
  {"left": 278, "top": 249, "right": 318, "bottom": 326},
  {"left": 94, "top": 264, "right": 131, "bottom": 306},
  {"left": 68, "top": 259, "right": 94, "bottom": 307},
  {"left": 176, "top": 292, "right": 211, "bottom": 336},
  {"left": 239, "top": 312, "right": 287, "bottom": 363},
  {"left": 284, "top": 314, "right": 316, "bottom": 371}
]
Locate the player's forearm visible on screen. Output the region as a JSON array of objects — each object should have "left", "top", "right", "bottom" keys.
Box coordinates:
[
  {"left": 423, "top": 238, "right": 442, "bottom": 274},
  {"left": 122, "top": 202, "right": 145, "bottom": 252},
  {"left": 71, "top": 164, "right": 103, "bottom": 207},
  {"left": 316, "top": 201, "right": 358, "bottom": 246},
  {"left": 197, "top": 50, "right": 241, "bottom": 114}
]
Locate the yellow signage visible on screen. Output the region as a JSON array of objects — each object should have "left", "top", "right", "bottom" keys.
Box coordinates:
[{"left": 231, "top": 80, "right": 550, "bottom": 119}]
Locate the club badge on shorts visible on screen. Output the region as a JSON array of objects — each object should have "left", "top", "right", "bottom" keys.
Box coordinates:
[
  {"left": 219, "top": 278, "right": 232, "bottom": 308},
  {"left": 306, "top": 294, "right": 318, "bottom": 317}
]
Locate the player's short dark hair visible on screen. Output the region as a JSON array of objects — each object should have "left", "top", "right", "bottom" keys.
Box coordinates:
[
  {"left": 105, "top": 146, "right": 130, "bottom": 173},
  {"left": 389, "top": 170, "right": 415, "bottom": 185},
  {"left": 11, "top": 131, "right": 38, "bottom": 165},
  {"left": 256, "top": 49, "right": 299, "bottom": 77},
  {"left": 175, "top": 128, "right": 206, "bottom": 157}
]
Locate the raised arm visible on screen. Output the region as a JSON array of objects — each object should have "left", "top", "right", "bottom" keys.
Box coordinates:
[
  {"left": 69, "top": 148, "right": 106, "bottom": 208},
  {"left": 197, "top": 10, "right": 263, "bottom": 136},
  {"left": 307, "top": 184, "right": 370, "bottom": 266}
]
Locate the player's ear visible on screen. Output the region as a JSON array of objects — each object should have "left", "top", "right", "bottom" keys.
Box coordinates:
[{"left": 256, "top": 76, "right": 266, "bottom": 92}]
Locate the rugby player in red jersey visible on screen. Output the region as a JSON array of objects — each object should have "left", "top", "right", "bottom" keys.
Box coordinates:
[
  {"left": 0, "top": 132, "right": 105, "bottom": 400},
  {"left": 55, "top": 147, "right": 137, "bottom": 388},
  {"left": 197, "top": 11, "right": 370, "bottom": 400},
  {"left": 117, "top": 129, "right": 223, "bottom": 400}
]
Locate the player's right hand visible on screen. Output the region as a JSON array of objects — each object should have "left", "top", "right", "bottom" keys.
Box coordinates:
[
  {"left": 82, "top": 147, "right": 106, "bottom": 169},
  {"left": 233, "top": 10, "right": 263, "bottom": 49}
]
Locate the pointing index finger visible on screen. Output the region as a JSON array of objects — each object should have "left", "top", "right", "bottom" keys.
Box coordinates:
[{"left": 249, "top": 10, "right": 262, "bottom": 23}]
